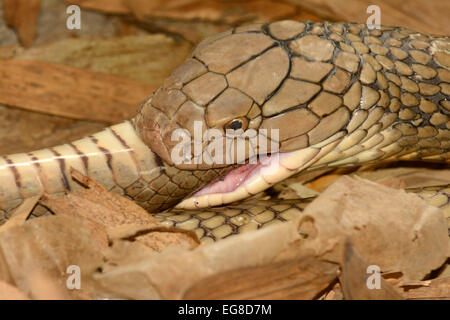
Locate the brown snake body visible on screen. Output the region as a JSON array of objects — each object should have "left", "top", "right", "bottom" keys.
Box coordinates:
[{"left": 0, "top": 21, "right": 449, "bottom": 241}]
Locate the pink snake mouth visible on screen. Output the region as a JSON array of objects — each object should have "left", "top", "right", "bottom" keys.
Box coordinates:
[
  {"left": 191, "top": 152, "right": 289, "bottom": 198},
  {"left": 175, "top": 135, "right": 343, "bottom": 209}
]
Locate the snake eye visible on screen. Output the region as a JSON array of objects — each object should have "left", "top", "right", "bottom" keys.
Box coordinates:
[{"left": 225, "top": 118, "right": 248, "bottom": 131}]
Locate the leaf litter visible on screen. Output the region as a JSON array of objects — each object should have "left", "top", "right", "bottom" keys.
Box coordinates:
[{"left": 0, "top": 168, "right": 447, "bottom": 299}]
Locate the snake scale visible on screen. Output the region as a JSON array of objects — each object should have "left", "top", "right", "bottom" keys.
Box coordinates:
[{"left": 0, "top": 21, "right": 449, "bottom": 242}]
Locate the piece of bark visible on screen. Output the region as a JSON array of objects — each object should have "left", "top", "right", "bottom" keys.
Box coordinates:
[
  {"left": 298, "top": 176, "right": 449, "bottom": 281},
  {"left": 0, "top": 59, "right": 156, "bottom": 123},
  {"left": 3, "top": 0, "right": 42, "bottom": 47}
]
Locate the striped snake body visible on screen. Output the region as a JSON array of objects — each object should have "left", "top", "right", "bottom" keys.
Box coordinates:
[{"left": 0, "top": 21, "right": 449, "bottom": 241}]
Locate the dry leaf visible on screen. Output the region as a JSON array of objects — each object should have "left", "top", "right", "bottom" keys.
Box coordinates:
[
  {"left": 91, "top": 208, "right": 339, "bottom": 299},
  {"left": 0, "top": 216, "right": 104, "bottom": 299},
  {"left": 298, "top": 176, "right": 448, "bottom": 280},
  {"left": 41, "top": 169, "right": 199, "bottom": 252}
]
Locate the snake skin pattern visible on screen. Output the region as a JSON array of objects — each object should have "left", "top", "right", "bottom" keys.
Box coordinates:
[
  {"left": 0, "top": 21, "right": 449, "bottom": 241},
  {"left": 135, "top": 20, "right": 450, "bottom": 170},
  {"left": 0, "top": 121, "right": 232, "bottom": 222}
]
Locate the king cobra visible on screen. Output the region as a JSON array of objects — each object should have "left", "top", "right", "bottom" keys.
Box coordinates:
[{"left": 0, "top": 21, "right": 449, "bottom": 243}]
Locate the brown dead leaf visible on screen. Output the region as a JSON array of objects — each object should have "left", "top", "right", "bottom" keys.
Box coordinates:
[
  {"left": 83, "top": 175, "right": 449, "bottom": 299},
  {"left": 298, "top": 176, "right": 449, "bottom": 281},
  {"left": 340, "top": 240, "right": 403, "bottom": 300},
  {"left": 0, "top": 59, "right": 156, "bottom": 123},
  {"left": 90, "top": 209, "right": 338, "bottom": 299},
  {"left": 40, "top": 169, "right": 199, "bottom": 252},
  {"left": 0, "top": 216, "right": 103, "bottom": 299},
  {"left": 3, "top": 0, "right": 42, "bottom": 47}
]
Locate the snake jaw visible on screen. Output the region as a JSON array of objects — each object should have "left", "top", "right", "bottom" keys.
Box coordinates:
[{"left": 175, "top": 137, "right": 342, "bottom": 209}]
